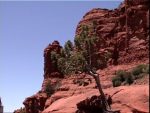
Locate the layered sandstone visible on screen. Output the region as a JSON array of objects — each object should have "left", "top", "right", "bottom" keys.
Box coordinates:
[
  {"left": 76, "top": 0, "right": 149, "bottom": 65},
  {"left": 18, "top": 41, "right": 64, "bottom": 113},
  {"left": 43, "top": 40, "right": 63, "bottom": 79}
]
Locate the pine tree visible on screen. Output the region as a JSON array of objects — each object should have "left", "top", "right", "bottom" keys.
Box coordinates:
[{"left": 64, "top": 40, "right": 73, "bottom": 58}]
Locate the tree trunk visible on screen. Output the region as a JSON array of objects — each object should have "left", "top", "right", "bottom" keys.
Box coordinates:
[
  {"left": 86, "top": 63, "right": 120, "bottom": 113},
  {"left": 88, "top": 70, "right": 110, "bottom": 111}
]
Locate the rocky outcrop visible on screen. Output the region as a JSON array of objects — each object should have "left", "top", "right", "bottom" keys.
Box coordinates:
[
  {"left": 44, "top": 40, "right": 63, "bottom": 79},
  {"left": 23, "top": 92, "right": 47, "bottom": 113},
  {"left": 76, "top": 94, "right": 112, "bottom": 113},
  {"left": 14, "top": 107, "right": 26, "bottom": 113},
  {"left": 76, "top": 0, "right": 149, "bottom": 65},
  {"left": 22, "top": 41, "right": 63, "bottom": 113},
  {"left": 42, "top": 85, "right": 149, "bottom": 113}
]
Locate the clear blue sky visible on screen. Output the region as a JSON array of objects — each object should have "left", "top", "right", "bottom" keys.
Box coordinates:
[{"left": 0, "top": 1, "right": 123, "bottom": 112}]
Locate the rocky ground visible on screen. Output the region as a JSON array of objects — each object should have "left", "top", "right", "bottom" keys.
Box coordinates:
[{"left": 42, "top": 62, "right": 149, "bottom": 113}]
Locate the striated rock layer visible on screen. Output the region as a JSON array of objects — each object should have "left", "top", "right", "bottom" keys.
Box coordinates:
[
  {"left": 42, "top": 85, "right": 149, "bottom": 113},
  {"left": 43, "top": 40, "right": 63, "bottom": 79},
  {"left": 76, "top": 0, "right": 149, "bottom": 65}
]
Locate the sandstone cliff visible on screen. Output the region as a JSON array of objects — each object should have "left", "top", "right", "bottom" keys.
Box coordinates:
[{"left": 76, "top": 0, "right": 149, "bottom": 65}]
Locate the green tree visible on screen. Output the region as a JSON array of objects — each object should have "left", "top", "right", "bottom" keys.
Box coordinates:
[
  {"left": 75, "top": 24, "right": 100, "bottom": 69},
  {"left": 57, "top": 57, "right": 66, "bottom": 74},
  {"left": 64, "top": 40, "right": 73, "bottom": 58},
  {"left": 50, "top": 51, "right": 60, "bottom": 69}
]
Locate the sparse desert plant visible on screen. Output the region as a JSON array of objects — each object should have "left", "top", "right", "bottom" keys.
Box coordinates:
[
  {"left": 116, "top": 70, "right": 127, "bottom": 82},
  {"left": 132, "top": 64, "right": 148, "bottom": 79},
  {"left": 125, "top": 72, "right": 134, "bottom": 85},
  {"left": 143, "top": 64, "right": 149, "bottom": 74},
  {"left": 112, "top": 78, "right": 122, "bottom": 87},
  {"left": 112, "top": 70, "right": 134, "bottom": 86},
  {"left": 45, "top": 80, "right": 61, "bottom": 97},
  {"left": 112, "top": 76, "right": 122, "bottom": 87},
  {"left": 45, "top": 81, "right": 55, "bottom": 97}
]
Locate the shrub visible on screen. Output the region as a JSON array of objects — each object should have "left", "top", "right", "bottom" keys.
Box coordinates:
[
  {"left": 143, "top": 64, "right": 149, "bottom": 74},
  {"left": 116, "top": 70, "right": 127, "bottom": 82},
  {"left": 45, "top": 80, "right": 61, "bottom": 97},
  {"left": 112, "top": 70, "right": 134, "bottom": 87},
  {"left": 112, "top": 76, "right": 122, "bottom": 87},
  {"left": 132, "top": 64, "right": 148, "bottom": 79},
  {"left": 112, "top": 64, "right": 149, "bottom": 87},
  {"left": 125, "top": 72, "right": 134, "bottom": 85},
  {"left": 112, "top": 78, "right": 122, "bottom": 87}
]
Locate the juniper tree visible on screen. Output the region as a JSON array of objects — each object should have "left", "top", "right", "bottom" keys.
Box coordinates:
[{"left": 74, "top": 24, "right": 120, "bottom": 113}]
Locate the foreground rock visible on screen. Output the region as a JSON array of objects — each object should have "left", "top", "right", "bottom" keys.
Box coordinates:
[
  {"left": 23, "top": 92, "right": 47, "bottom": 113},
  {"left": 76, "top": 94, "right": 112, "bottom": 113},
  {"left": 42, "top": 85, "right": 149, "bottom": 113}
]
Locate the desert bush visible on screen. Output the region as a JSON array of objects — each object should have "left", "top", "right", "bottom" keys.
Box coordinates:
[
  {"left": 116, "top": 70, "right": 127, "bottom": 82},
  {"left": 112, "top": 75, "right": 122, "bottom": 87},
  {"left": 45, "top": 80, "right": 61, "bottom": 97},
  {"left": 125, "top": 72, "right": 134, "bottom": 85},
  {"left": 143, "top": 64, "right": 149, "bottom": 74},
  {"left": 112, "top": 64, "right": 149, "bottom": 87},
  {"left": 112, "top": 77, "right": 122, "bottom": 87},
  {"left": 112, "top": 70, "right": 134, "bottom": 87},
  {"left": 132, "top": 64, "right": 148, "bottom": 79}
]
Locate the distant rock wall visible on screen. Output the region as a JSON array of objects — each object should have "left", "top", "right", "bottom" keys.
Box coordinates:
[
  {"left": 76, "top": 0, "right": 149, "bottom": 65},
  {"left": 43, "top": 40, "right": 63, "bottom": 79}
]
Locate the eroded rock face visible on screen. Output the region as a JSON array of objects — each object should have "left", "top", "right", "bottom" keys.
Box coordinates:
[
  {"left": 23, "top": 93, "right": 47, "bottom": 113},
  {"left": 22, "top": 41, "right": 63, "bottom": 113},
  {"left": 76, "top": 0, "right": 149, "bottom": 65},
  {"left": 44, "top": 40, "right": 63, "bottom": 79},
  {"left": 42, "top": 85, "right": 149, "bottom": 113},
  {"left": 76, "top": 94, "right": 112, "bottom": 113}
]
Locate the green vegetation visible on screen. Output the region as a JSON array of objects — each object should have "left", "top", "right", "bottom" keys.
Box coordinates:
[
  {"left": 132, "top": 64, "right": 149, "bottom": 79},
  {"left": 51, "top": 51, "right": 60, "bottom": 69},
  {"left": 45, "top": 80, "right": 61, "bottom": 97},
  {"left": 116, "top": 70, "right": 127, "bottom": 82},
  {"left": 112, "top": 78, "right": 122, "bottom": 87},
  {"left": 125, "top": 72, "right": 134, "bottom": 85},
  {"left": 50, "top": 22, "right": 111, "bottom": 76},
  {"left": 64, "top": 40, "right": 73, "bottom": 58},
  {"left": 19, "top": 107, "right": 26, "bottom": 113},
  {"left": 112, "top": 64, "right": 149, "bottom": 87}
]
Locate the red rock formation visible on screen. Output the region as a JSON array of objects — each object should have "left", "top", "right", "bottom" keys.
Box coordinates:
[
  {"left": 76, "top": 94, "right": 112, "bottom": 113},
  {"left": 22, "top": 41, "right": 63, "bottom": 113},
  {"left": 14, "top": 1, "right": 149, "bottom": 113},
  {"left": 42, "top": 85, "right": 149, "bottom": 113},
  {"left": 44, "top": 40, "right": 63, "bottom": 79},
  {"left": 23, "top": 93, "right": 47, "bottom": 113},
  {"left": 13, "top": 107, "right": 26, "bottom": 113},
  {"left": 76, "top": 0, "right": 149, "bottom": 65}
]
